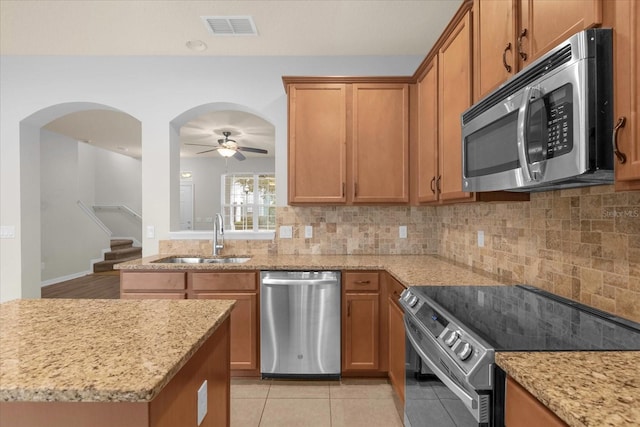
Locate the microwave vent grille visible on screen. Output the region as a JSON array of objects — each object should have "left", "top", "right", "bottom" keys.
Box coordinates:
[{"left": 463, "top": 45, "right": 573, "bottom": 123}]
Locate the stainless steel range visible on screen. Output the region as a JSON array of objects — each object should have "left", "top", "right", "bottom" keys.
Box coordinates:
[{"left": 399, "top": 285, "right": 640, "bottom": 427}]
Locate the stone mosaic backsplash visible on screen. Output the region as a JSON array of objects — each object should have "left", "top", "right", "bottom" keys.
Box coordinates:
[
  {"left": 162, "top": 185, "right": 639, "bottom": 322},
  {"left": 438, "top": 185, "right": 640, "bottom": 323}
]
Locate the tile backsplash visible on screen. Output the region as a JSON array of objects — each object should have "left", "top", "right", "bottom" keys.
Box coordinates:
[
  {"left": 438, "top": 185, "right": 639, "bottom": 323},
  {"left": 163, "top": 185, "right": 639, "bottom": 322}
]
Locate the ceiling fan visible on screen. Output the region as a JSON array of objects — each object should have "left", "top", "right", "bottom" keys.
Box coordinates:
[{"left": 185, "top": 131, "right": 268, "bottom": 161}]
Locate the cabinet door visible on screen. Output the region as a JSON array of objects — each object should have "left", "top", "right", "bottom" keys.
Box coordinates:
[
  {"left": 609, "top": 0, "right": 640, "bottom": 189},
  {"left": 505, "top": 376, "right": 568, "bottom": 427},
  {"left": 195, "top": 292, "right": 258, "bottom": 372},
  {"left": 438, "top": 11, "right": 473, "bottom": 202},
  {"left": 416, "top": 58, "right": 440, "bottom": 203},
  {"left": 343, "top": 293, "right": 379, "bottom": 371},
  {"left": 519, "top": 0, "right": 602, "bottom": 66},
  {"left": 388, "top": 297, "right": 405, "bottom": 402},
  {"left": 473, "top": 0, "right": 516, "bottom": 100},
  {"left": 352, "top": 84, "right": 409, "bottom": 203},
  {"left": 288, "top": 84, "right": 347, "bottom": 204}
]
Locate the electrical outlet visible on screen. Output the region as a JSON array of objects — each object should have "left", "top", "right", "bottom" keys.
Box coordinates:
[
  {"left": 399, "top": 225, "right": 407, "bottom": 239},
  {"left": 0, "top": 225, "right": 16, "bottom": 239},
  {"left": 477, "top": 230, "right": 485, "bottom": 247},
  {"left": 197, "top": 380, "right": 207, "bottom": 425},
  {"left": 146, "top": 225, "right": 155, "bottom": 239},
  {"left": 304, "top": 225, "right": 313, "bottom": 239},
  {"left": 279, "top": 225, "right": 293, "bottom": 239}
]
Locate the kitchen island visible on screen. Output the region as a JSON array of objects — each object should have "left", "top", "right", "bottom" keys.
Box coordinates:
[{"left": 0, "top": 298, "right": 234, "bottom": 427}]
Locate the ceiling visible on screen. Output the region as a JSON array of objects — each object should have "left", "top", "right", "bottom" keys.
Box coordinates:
[{"left": 3, "top": 0, "right": 463, "bottom": 159}]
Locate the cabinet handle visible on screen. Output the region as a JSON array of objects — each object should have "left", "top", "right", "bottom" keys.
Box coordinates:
[
  {"left": 502, "top": 42, "right": 512, "bottom": 73},
  {"left": 354, "top": 182, "right": 358, "bottom": 197},
  {"left": 517, "top": 29, "right": 528, "bottom": 61},
  {"left": 354, "top": 280, "right": 371, "bottom": 284},
  {"left": 436, "top": 176, "right": 441, "bottom": 192},
  {"left": 430, "top": 177, "right": 436, "bottom": 194},
  {"left": 613, "top": 116, "right": 627, "bottom": 164},
  {"left": 342, "top": 182, "right": 346, "bottom": 197},
  {"left": 347, "top": 301, "right": 351, "bottom": 317}
]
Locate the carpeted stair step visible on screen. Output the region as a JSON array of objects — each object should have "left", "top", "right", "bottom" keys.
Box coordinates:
[
  {"left": 104, "top": 246, "right": 142, "bottom": 261},
  {"left": 110, "top": 239, "right": 134, "bottom": 251}
]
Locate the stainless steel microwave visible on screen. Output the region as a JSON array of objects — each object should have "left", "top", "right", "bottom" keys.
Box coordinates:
[{"left": 461, "top": 29, "right": 613, "bottom": 192}]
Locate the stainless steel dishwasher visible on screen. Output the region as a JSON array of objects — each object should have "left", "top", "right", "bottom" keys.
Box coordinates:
[{"left": 260, "top": 271, "right": 341, "bottom": 378}]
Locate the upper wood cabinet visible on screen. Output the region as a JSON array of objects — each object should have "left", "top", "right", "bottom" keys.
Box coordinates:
[
  {"left": 519, "top": 0, "right": 602, "bottom": 67},
  {"left": 285, "top": 78, "right": 410, "bottom": 205},
  {"left": 606, "top": 0, "right": 640, "bottom": 190},
  {"left": 414, "top": 58, "right": 439, "bottom": 203},
  {"left": 352, "top": 84, "right": 409, "bottom": 203},
  {"left": 474, "top": 0, "right": 603, "bottom": 101},
  {"left": 287, "top": 83, "right": 347, "bottom": 204},
  {"left": 473, "top": 0, "right": 517, "bottom": 100},
  {"left": 438, "top": 11, "right": 474, "bottom": 203}
]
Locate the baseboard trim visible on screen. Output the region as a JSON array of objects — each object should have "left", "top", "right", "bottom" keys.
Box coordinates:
[{"left": 41, "top": 270, "right": 92, "bottom": 287}]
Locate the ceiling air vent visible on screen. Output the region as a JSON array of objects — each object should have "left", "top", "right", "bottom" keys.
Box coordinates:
[{"left": 201, "top": 16, "right": 258, "bottom": 36}]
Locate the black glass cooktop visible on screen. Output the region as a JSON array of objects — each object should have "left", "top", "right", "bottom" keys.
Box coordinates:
[{"left": 412, "top": 285, "right": 640, "bottom": 352}]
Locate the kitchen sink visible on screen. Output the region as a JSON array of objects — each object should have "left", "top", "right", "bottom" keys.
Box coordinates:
[{"left": 152, "top": 256, "right": 251, "bottom": 264}]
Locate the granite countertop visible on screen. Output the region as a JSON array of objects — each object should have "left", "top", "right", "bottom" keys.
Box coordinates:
[
  {"left": 0, "top": 298, "right": 234, "bottom": 402},
  {"left": 497, "top": 352, "right": 640, "bottom": 427},
  {"left": 115, "top": 254, "right": 507, "bottom": 287}
]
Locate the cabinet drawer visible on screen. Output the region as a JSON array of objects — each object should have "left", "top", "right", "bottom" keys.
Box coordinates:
[
  {"left": 191, "top": 272, "right": 257, "bottom": 291},
  {"left": 121, "top": 292, "right": 186, "bottom": 299},
  {"left": 121, "top": 272, "right": 186, "bottom": 291},
  {"left": 344, "top": 271, "right": 379, "bottom": 292}
]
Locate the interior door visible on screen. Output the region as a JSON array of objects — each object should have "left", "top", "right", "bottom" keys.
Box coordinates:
[{"left": 179, "top": 182, "right": 194, "bottom": 230}]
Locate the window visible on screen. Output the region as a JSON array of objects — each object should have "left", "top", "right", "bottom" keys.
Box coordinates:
[{"left": 221, "top": 173, "right": 276, "bottom": 232}]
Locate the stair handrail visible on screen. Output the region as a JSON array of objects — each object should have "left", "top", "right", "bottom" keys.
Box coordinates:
[
  {"left": 77, "top": 200, "right": 112, "bottom": 236},
  {"left": 92, "top": 204, "right": 142, "bottom": 221}
]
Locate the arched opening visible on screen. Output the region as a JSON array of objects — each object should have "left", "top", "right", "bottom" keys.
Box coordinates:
[
  {"left": 19, "top": 102, "right": 141, "bottom": 297},
  {"left": 170, "top": 103, "right": 276, "bottom": 236}
]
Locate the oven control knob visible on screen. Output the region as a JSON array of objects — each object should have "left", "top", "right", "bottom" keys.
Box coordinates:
[
  {"left": 457, "top": 342, "right": 473, "bottom": 361},
  {"left": 444, "top": 331, "right": 459, "bottom": 347},
  {"left": 407, "top": 295, "right": 419, "bottom": 307}
]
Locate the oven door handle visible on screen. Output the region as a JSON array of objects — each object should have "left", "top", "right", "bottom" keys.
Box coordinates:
[
  {"left": 404, "top": 318, "right": 481, "bottom": 422},
  {"left": 517, "top": 85, "right": 540, "bottom": 183}
]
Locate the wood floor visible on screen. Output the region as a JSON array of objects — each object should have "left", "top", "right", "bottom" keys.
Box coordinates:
[{"left": 41, "top": 272, "right": 120, "bottom": 299}]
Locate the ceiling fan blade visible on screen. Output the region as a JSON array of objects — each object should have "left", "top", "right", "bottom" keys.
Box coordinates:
[
  {"left": 237, "top": 146, "right": 268, "bottom": 154},
  {"left": 233, "top": 151, "right": 246, "bottom": 161},
  {"left": 186, "top": 143, "right": 217, "bottom": 148},
  {"left": 196, "top": 148, "right": 220, "bottom": 154}
]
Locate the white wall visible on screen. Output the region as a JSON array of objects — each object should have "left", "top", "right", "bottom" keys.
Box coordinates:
[
  {"left": 181, "top": 156, "right": 274, "bottom": 230},
  {"left": 0, "top": 54, "right": 422, "bottom": 301},
  {"left": 40, "top": 130, "right": 110, "bottom": 282}
]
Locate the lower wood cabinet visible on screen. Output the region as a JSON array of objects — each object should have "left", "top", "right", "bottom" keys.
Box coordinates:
[
  {"left": 120, "top": 270, "right": 259, "bottom": 377},
  {"left": 505, "top": 376, "right": 567, "bottom": 427},
  {"left": 342, "top": 271, "right": 381, "bottom": 373},
  {"left": 191, "top": 271, "right": 259, "bottom": 376},
  {"left": 386, "top": 274, "right": 406, "bottom": 402},
  {"left": 194, "top": 292, "right": 258, "bottom": 374}
]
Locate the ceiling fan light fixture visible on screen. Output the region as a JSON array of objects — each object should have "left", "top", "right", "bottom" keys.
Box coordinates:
[{"left": 218, "top": 148, "right": 236, "bottom": 158}]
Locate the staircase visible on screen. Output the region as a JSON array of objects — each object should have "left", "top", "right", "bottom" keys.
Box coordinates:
[{"left": 93, "top": 239, "right": 142, "bottom": 273}]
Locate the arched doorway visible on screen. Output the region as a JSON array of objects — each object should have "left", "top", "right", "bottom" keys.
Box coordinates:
[{"left": 19, "top": 102, "right": 141, "bottom": 297}]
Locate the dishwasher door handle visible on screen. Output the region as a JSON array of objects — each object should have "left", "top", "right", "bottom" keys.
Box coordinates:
[{"left": 262, "top": 278, "right": 338, "bottom": 286}]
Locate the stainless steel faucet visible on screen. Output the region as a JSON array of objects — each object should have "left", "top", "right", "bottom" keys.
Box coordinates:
[{"left": 213, "top": 213, "right": 224, "bottom": 256}]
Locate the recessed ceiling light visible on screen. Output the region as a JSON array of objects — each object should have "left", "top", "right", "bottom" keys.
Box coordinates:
[{"left": 186, "top": 40, "right": 207, "bottom": 51}]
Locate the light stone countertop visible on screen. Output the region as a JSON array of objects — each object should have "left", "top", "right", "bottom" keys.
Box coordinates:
[
  {"left": 496, "top": 352, "right": 640, "bottom": 427},
  {"left": 115, "top": 254, "right": 508, "bottom": 287},
  {"left": 0, "top": 298, "right": 234, "bottom": 402}
]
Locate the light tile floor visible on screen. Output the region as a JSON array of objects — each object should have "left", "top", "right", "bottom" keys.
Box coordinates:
[{"left": 231, "top": 378, "right": 404, "bottom": 427}]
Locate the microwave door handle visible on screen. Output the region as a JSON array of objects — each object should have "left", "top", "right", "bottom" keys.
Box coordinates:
[{"left": 517, "top": 86, "right": 540, "bottom": 183}]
